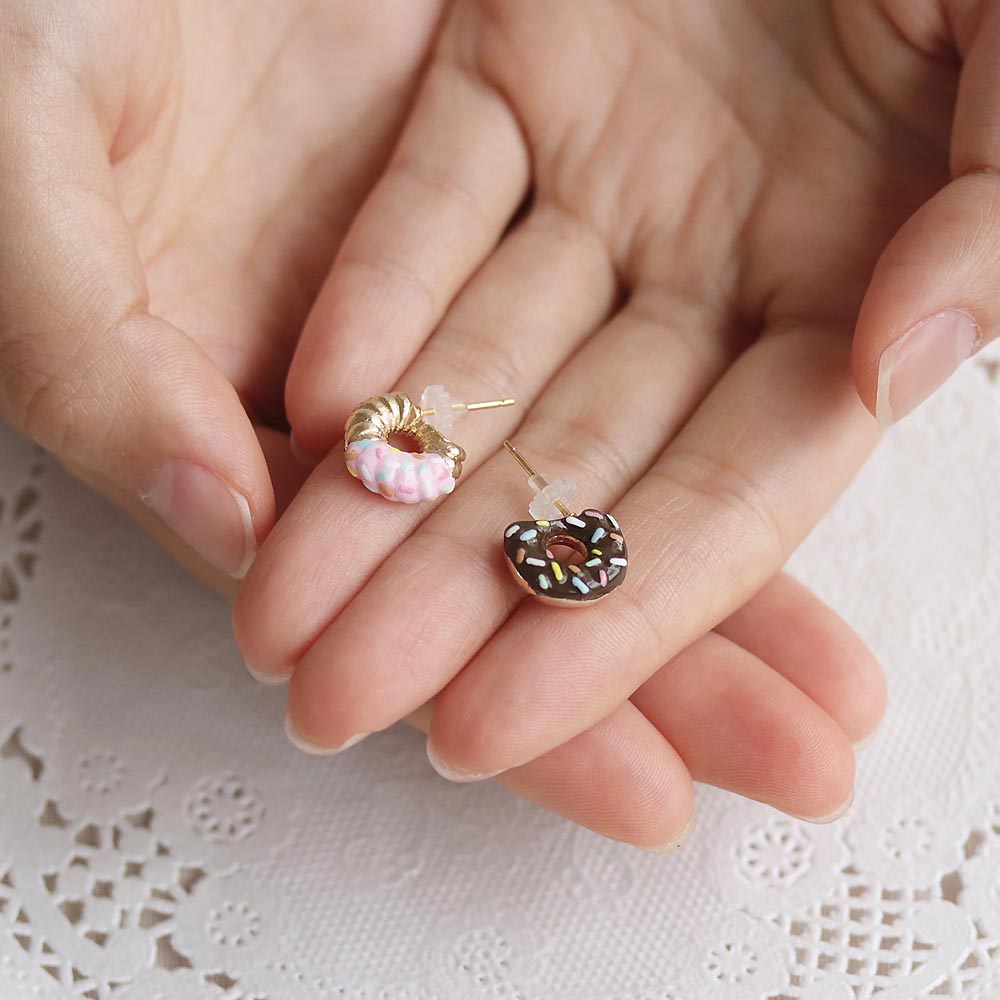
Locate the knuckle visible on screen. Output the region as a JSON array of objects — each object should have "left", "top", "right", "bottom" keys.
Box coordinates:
[
  {"left": 419, "top": 324, "right": 526, "bottom": 411},
  {"left": 652, "top": 447, "right": 789, "bottom": 566},
  {"left": 531, "top": 414, "right": 637, "bottom": 497},
  {"left": 392, "top": 149, "right": 490, "bottom": 229},
  {"left": 0, "top": 330, "right": 92, "bottom": 455},
  {"left": 335, "top": 249, "right": 440, "bottom": 326},
  {"left": 0, "top": 301, "right": 144, "bottom": 460}
]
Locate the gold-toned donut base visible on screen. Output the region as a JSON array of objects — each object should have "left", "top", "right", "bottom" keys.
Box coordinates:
[{"left": 344, "top": 392, "right": 466, "bottom": 478}]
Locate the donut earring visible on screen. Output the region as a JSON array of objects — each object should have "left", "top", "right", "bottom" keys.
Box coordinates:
[
  {"left": 500, "top": 440, "right": 628, "bottom": 605},
  {"left": 345, "top": 386, "right": 514, "bottom": 503}
]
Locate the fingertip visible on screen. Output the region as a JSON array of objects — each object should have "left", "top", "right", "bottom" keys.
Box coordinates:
[
  {"left": 777, "top": 721, "right": 856, "bottom": 823},
  {"left": 873, "top": 309, "right": 981, "bottom": 427},
  {"left": 142, "top": 460, "right": 258, "bottom": 580},
  {"left": 284, "top": 711, "right": 369, "bottom": 756},
  {"left": 426, "top": 737, "right": 505, "bottom": 783},
  {"left": 790, "top": 787, "right": 855, "bottom": 825},
  {"left": 640, "top": 813, "right": 697, "bottom": 854},
  {"left": 719, "top": 574, "right": 888, "bottom": 745},
  {"left": 852, "top": 729, "right": 877, "bottom": 752},
  {"left": 289, "top": 432, "right": 322, "bottom": 467},
  {"left": 491, "top": 704, "right": 696, "bottom": 850},
  {"left": 855, "top": 171, "right": 1000, "bottom": 424},
  {"left": 243, "top": 659, "right": 292, "bottom": 686},
  {"left": 770, "top": 681, "right": 859, "bottom": 819}
]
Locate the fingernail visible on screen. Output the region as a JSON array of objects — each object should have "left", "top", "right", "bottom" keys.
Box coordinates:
[
  {"left": 289, "top": 433, "right": 319, "bottom": 467},
  {"left": 793, "top": 787, "right": 855, "bottom": 825},
  {"left": 142, "top": 460, "right": 256, "bottom": 578},
  {"left": 244, "top": 660, "right": 293, "bottom": 686},
  {"left": 284, "top": 712, "right": 368, "bottom": 755},
  {"left": 852, "top": 730, "right": 877, "bottom": 752},
  {"left": 425, "top": 738, "right": 504, "bottom": 783},
  {"left": 643, "top": 814, "right": 697, "bottom": 854},
  {"left": 876, "top": 309, "right": 980, "bottom": 427}
]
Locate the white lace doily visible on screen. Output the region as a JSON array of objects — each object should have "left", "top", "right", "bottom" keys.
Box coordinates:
[{"left": 2, "top": 345, "right": 1000, "bottom": 999}]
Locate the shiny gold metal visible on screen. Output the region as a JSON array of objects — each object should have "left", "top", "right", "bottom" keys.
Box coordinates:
[
  {"left": 422, "top": 397, "right": 515, "bottom": 417},
  {"left": 345, "top": 393, "right": 465, "bottom": 477},
  {"left": 502, "top": 440, "right": 571, "bottom": 517}
]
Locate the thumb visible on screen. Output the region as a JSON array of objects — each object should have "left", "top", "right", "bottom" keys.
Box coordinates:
[
  {"left": 0, "top": 62, "right": 273, "bottom": 577},
  {"left": 853, "top": 1, "right": 1000, "bottom": 427}
]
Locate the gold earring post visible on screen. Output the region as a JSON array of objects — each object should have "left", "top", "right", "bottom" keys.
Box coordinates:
[
  {"left": 422, "top": 397, "right": 515, "bottom": 417},
  {"left": 466, "top": 398, "right": 515, "bottom": 412},
  {"left": 503, "top": 440, "right": 571, "bottom": 517}
]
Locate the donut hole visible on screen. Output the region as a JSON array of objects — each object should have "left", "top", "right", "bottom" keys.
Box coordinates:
[
  {"left": 546, "top": 534, "right": 589, "bottom": 565},
  {"left": 387, "top": 431, "right": 423, "bottom": 453}
]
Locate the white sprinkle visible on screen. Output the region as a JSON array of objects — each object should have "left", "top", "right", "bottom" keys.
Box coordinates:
[
  {"left": 608, "top": 514, "right": 620, "bottom": 530},
  {"left": 566, "top": 516, "right": 586, "bottom": 528},
  {"left": 505, "top": 525, "right": 520, "bottom": 538},
  {"left": 526, "top": 558, "right": 546, "bottom": 567},
  {"left": 609, "top": 557, "right": 627, "bottom": 567}
]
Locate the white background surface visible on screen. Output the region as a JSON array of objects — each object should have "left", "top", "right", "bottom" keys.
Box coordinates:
[{"left": 2, "top": 345, "right": 1000, "bottom": 999}]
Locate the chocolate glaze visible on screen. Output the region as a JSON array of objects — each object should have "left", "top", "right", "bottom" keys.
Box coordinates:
[{"left": 502, "top": 510, "right": 627, "bottom": 604}]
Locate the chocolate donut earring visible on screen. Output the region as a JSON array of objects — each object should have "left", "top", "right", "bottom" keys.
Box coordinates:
[
  {"left": 501, "top": 441, "right": 628, "bottom": 605},
  {"left": 345, "top": 386, "right": 514, "bottom": 503}
]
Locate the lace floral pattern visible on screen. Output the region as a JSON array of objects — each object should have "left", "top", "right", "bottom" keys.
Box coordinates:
[{"left": 0, "top": 344, "right": 999, "bottom": 997}]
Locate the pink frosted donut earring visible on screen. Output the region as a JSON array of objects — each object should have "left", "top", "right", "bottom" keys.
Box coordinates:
[
  {"left": 345, "top": 386, "right": 514, "bottom": 503},
  {"left": 500, "top": 440, "right": 628, "bottom": 605}
]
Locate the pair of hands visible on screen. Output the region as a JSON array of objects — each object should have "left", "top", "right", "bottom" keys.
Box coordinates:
[{"left": 2, "top": 0, "right": 994, "bottom": 848}]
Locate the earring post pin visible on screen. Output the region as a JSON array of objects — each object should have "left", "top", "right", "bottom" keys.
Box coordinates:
[
  {"left": 422, "top": 397, "right": 515, "bottom": 417},
  {"left": 502, "top": 440, "right": 571, "bottom": 517}
]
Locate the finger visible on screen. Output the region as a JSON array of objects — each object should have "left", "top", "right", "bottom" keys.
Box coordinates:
[
  {"left": 0, "top": 58, "right": 272, "bottom": 578},
  {"left": 430, "top": 328, "right": 878, "bottom": 777},
  {"left": 716, "top": 572, "right": 886, "bottom": 746},
  {"left": 256, "top": 428, "right": 311, "bottom": 519},
  {"left": 398, "top": 700, "right": 694, "bottom": 852},
  {"left": 630, "top": 631, "right": 856, "bottom": 822},
  {"left": 235, "top": 203, "right": 616, "bottom": 681},
  {"left": 286, "top": 56, "right": 530, "bottom": 460},
  {"left": 82, "top": 425, "right": 304, "bottom": 603},
  {"left": 281, "top": 289, "right": 732, "bottom": 740},
  {"left": 854, "top": 1, "right": 1000, "bottom": 425}
]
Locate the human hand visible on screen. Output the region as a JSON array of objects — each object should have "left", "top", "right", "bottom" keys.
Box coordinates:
[
  {"left": 260, "top": 411, "right": 885, "bottom": 849},
  {"left": 850, "top": 0, "right": 1000, "bottom": 423},
  {"left": 408, "top": 572, "right": 881, "bottom": 848},
  {"left": 0, "top": 0, "right": 444, "bottom": 582},
  {"left": 235, "top": 0, "right": 910, "bottom": 835}
]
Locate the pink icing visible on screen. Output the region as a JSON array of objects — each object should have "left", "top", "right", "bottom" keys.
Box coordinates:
[{"left": 345, "top": 440, "right": 456, "bottom": 503}]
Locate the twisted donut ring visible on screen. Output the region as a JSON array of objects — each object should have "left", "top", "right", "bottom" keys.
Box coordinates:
[{"left": 344, "top": 393, "right": 466, "bottom": 503}]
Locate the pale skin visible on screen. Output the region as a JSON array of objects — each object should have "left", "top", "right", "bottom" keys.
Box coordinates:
[
  {"left": 6, "top": 0, "right": 996, "bottom": 847},
  {"left": 239, "top": 0, "right": 1000, "bottom": 839}
]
